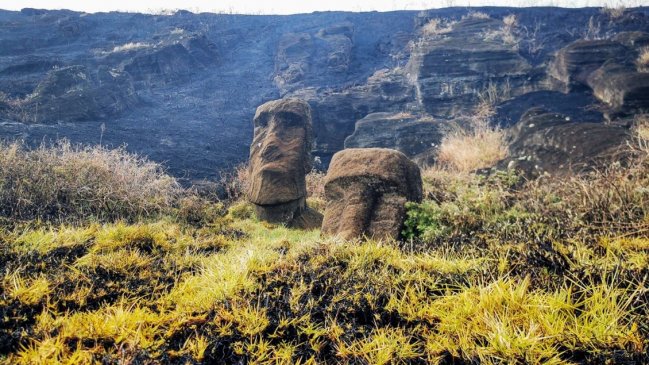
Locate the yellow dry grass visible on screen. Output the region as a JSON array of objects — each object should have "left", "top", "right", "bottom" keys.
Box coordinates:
[{"left": 436, "top": 116, "right": 508, "bottom": 172}]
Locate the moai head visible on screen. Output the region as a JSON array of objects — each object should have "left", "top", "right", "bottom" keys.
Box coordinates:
[
  {"left": 321, "top": 148, "right": 422, "bottom": 241},
  {"left": 247, "top": 98, "right": 321, "bottom": 228}
]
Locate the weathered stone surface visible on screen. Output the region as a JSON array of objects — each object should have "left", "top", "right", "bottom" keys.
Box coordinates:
[
  {"left": 318, "top": 22, "right": 354, "bottom": 73},
  {"left": 500, "top": 108, "right": 630, "bottom": 176},
  {"left": 0, "top": 8, "right": 648, "bottom": 179},
  {"left": 587, "top": 62, "right": 649, "bottom": 115},
  {"left": 344, "top": 112, "right": 453, "bottom": 164},
  {"left": 2, "top": 65, "right": 137, "bottom": 124},
  {"left": 274, "top": 33, "right": 313, "bottom": 93},
  {"left": 612, "top": 31, "right": 649, "bottom": 49},
  {"left": 495, "top": 91, "right": 604, "bottom": 127},
  {"left": 406, "top": 17, "right": 534, "bottom": 118},
  {"left": 322, "top": 148, "right": 422, "bottom": 241},
  {"left": 274, "top": 22, "right": 354, "bottom": 95},
  {"left": 548, "top": 40, "right": 629, "bottom": 91},
  {"left": 291, "top": 68, "right": 417, "bottom": 162},
  {"left": 120, "top": 35, "right": 218, "bottom": 84},
  {"left": 248, "top": 98, "right": 323, "bottom": 229}
]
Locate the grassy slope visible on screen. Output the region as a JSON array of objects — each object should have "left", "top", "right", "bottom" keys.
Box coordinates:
[
  {"left": 0, "top": 196, "right": 647, "bottom": 364},
  {"left": 0, "top": 139, "right": 648, "bottom": 364}
]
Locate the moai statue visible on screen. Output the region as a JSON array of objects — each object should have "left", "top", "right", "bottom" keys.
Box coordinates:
[
  {"left": 248, "top": 98, "right": 322, "bottom": 229},
  {"left": 322, "top": 148, "right": 422, "bottom": 240}
]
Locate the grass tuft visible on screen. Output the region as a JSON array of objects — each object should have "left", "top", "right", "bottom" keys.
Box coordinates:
[{"left": 0, "top": 140, "right": 181, "bottom": 223}]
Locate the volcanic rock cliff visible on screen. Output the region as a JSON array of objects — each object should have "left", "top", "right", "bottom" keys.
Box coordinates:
[{"left": 0, "top": 7, "right": 648, "bottom": 179}]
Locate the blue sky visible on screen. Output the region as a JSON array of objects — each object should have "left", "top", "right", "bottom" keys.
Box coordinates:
[{"left": 1, "top": 0, "right": 645, "bottom": 14}]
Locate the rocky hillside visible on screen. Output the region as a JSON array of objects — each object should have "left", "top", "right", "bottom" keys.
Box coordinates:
[{"left": 0, "top": 7, "right": 648, "bottom": 179}]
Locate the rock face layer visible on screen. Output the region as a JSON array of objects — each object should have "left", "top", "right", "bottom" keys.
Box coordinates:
[
  {"left": 2, "top": 65, "right": 137, "bottom": 124},
  {"left": 290, "top": 68, "right": 417, "bottom": 162},
  {"left": 1, "top": 8, "right": 649, "bottom": 178},
  {"left": 501, "top": 108, "right": 631, "bottom": 176},
  {"left": 548, "top": 40, "right": 630, "bottom": 91},
  {"left": 548, "top": 34, "right": 649, "bottom": 118},
  {"left": 344, "top": 112, "right": 453, "bottom": 164},
  {"left": 406, "top": 17, "right": 534, "bottom": 118},
  {"left": 247, "top": 98, "right": 323, "bottom": 229},
  {"left": 587, "top": 63, "right": 649, "bottom": 115},
  {"left": 322, "top": 148, "right": 422, "bottom": 241}
]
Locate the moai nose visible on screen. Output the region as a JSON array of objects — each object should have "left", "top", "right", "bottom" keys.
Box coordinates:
[{"left": 337, "top": 184, "right": 375, "bottom": 240}]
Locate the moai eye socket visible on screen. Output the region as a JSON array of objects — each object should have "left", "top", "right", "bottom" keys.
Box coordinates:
[
  {"left": 254, "top": 112, "right": 271, "bottom": 128},
  {"left": 275, "top": 111, "right": 302, "bottom": 127}
]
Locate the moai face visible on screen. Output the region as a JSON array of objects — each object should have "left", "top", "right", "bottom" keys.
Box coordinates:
[
  {"left": 248, "top": 99, "right": 313, "bottom": 207},
  {"left": 321, "top": 148, "right": 422, "bottom": 241},
  {"left": 323, "top": 176, "right": 408, "bottom": 241}
]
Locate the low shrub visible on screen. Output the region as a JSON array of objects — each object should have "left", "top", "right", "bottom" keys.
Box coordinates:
[
  {"left": 217, "top": 163, "right": 250, "bottom": 203},
  {"left": 635, "top": 114, "right": 649, "bottom": 144},
  {"left": 0, "top": 140, "right": 181, "bottom": 223},
  {"left": 175, "top": 195, "right": 226, "bottom": 226},
  {"left": 463, "top": 11, "right": 490, "bottom": 20},
  {"left": 421, "top": 18, "right": 455, "bottom": 38},
  {"left": 482, "top": 14, "right": 520, "bottom": 49},
  {"left": 406, "top": 142, "right": 649, "bottom": 243},
  {"left": 436, "top": 113, "right": 508, "bottom": 172},
  {"left": 436, "top": 86, "right": 509, "bottom": 173},
  {"left": 600, "top": 5, "right": 626, "bottom": 19},
  {"left": 227, "top": 200, "right": 255, "bottom": 220},
  {"left": 306, "top": 169, "right": 326, "bottom": 201},
  {"left": 403, "top": 169, "right": 526, "bottom": 241}
]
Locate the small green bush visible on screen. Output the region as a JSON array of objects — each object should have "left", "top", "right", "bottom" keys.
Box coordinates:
[
  {"left": 409, "top": 142, "right": 649, "bottom": 244},
  {"left": 402, "top": 201, "right": 446, "bottom": 241},
  {"left": 405, "top": 169, "right": 527, "bottom": 241},
  {"left": 227, "top": 200, "right": 255, "bottom": 220}
]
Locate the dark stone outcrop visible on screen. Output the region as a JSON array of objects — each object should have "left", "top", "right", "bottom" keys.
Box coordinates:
[
  {"left": 344, "top": 112, "right": 453, "bottom": 164},
  {"left": 274, "top": 22, "right": 354, "bottom": 94},
  {"left": 0, "top": 8, "right": 648, "bottom": 179},
  {"left": 406, "top": 17, "right": 535, "bottom": 118},
  {"left": 319, "top": 22, "right": 354, "bottom": 72},
  {"left": 322, "top": 148, "right": 422, "bottom": 241},
  {"left": 119, "top": 35, "right": 218, "bottom": 84},
  {"left": 247, "top": 98, "right": 323, "bottom": 229},
  {"left": 501, "top": 108, "right": 630, "bottom": 176},
  {"left": 495, "top": 91, "right": 604, "bottom": 127},
  {"left": 548, "top": 40, "right": 630, "bottom": 91},
  {"left": 612, "top": 31, "right": 649, "bottom": 48},
  {"left": 291, "top": 68, "right": 417, "bottom": 161},
  {"left": 587, "top": 62, "right": 649, "bottom": 115},
  {"left": 1, "top": 65, "right": 137, "bottom": 124},
  {"left": 0, "top": 58, "right": 63, "bottom": 101},
  {"left": 274, "top": 32, "right": 313, "bottom": 93}
]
